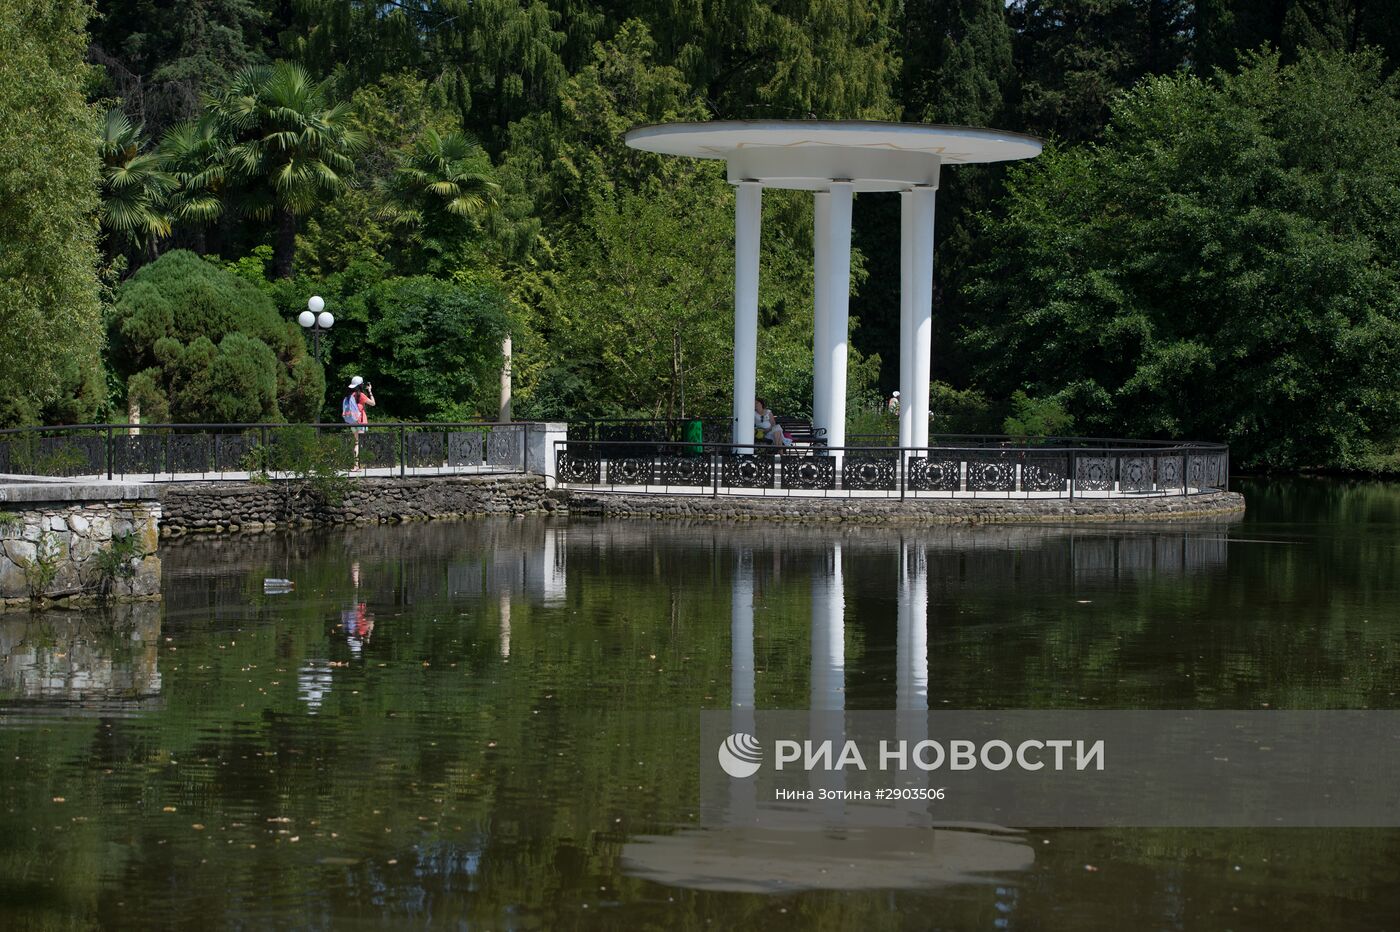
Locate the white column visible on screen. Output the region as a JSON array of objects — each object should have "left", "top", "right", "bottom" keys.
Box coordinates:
[
  {"left": 812, "top": 193, "right": 831, "bottom": 432},
  {"left": 898, "top": 191, "right": 915, "bottom": 449},
  {"left": 498, "top": 334, "right": 512, "bottom": 422},
  {"left": 732, "top": 182, "right": 763, "bottom": 448},
  {"left": 819, "top": 182, "right": 854, "bottom": 450},
  {"left": 911, "top": 186, "right": 936, "bottom": 449}
]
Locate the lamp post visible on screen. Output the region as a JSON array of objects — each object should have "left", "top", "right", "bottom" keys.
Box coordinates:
[{"left": 298, "top": 295, "right": 334, "bottom": 362}]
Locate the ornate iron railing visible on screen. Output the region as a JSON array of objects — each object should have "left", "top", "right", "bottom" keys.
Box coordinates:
[
  {"left": 553, "top": 438, "right": 1229, "bottom": 498},
  {"left": 0, "top": 422, "right": 530, "bottom": 481}
]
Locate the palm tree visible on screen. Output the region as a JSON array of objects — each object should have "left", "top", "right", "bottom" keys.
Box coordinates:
[
  {"left": 211, "top": 62, "right": 365, "bottom": 277},
  {"left": 158, "top": 116, "right": 226, "bottom": 253},
  {"left": 98, "top": 108, "right": 173, "bottom": 261},
  {"left": 379, "top": 129, "right": 500, "bottom": 270}
]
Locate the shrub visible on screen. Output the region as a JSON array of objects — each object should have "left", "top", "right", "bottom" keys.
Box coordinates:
[{"left": 108, "top": 250, "right": 325, "bottom": 423}]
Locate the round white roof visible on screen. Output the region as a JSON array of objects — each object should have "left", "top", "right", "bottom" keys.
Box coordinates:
[{"left": 625, "top": 120, "right": 1042, "bottom": 191}]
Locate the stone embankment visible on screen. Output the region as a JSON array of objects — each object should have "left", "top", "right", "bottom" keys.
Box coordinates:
[
  {"left": 0, "top": 482, "right": 161, "bottom": 606},
  {"left": 158, "top": 475, "right": 561, "bottom": 535},
  {"left": 564, "top": 489, "right": 1246, "bottom": 525}
]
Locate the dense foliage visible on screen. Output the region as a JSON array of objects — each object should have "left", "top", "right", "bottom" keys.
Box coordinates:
[
  {"left": 965, "top": 51, "right": 1400, "bottom": 470},
  {"left": 0, "top": 0, "right": 106, "bottom": 426},
  {"left": 4, "top": 0, "right": 1400, "bottom": 468},
  {"left": 109, "top": 250, "right": 324, "bottom": 422}
]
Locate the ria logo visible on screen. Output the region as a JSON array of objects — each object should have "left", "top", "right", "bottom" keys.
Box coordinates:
[{"left": 717, "top": 733, "right": 763, "bottom": 778}]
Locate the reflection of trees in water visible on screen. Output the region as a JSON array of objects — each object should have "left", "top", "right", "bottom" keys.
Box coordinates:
[
  {"left": 0, "top": 602, "right": 161, "bottom": 704},
  {"left": 162, "top": 520, "right": 568, "bottom": 619},
  {"left": 5, "top": 496, "right": 1400, "bottom": 925}
]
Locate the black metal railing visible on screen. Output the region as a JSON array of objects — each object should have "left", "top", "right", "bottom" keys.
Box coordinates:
[
  {"left": 566, "top": 417, "right": 732, "bottom": 447},
  {"left": 0, "top": 422, "right": 530, "bottom": 481},
  {"left": 552, "top": 438, "right": 1229, "bottom": 499}
]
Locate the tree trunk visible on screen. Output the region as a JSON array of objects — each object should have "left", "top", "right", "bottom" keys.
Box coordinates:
[{"left": 275, "top": 209, "right": 297, "bottom": 278}]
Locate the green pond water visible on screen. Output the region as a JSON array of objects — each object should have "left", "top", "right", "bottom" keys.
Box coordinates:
[{"left": 2, "top": 478, "right": 1399, "bottom": 930}]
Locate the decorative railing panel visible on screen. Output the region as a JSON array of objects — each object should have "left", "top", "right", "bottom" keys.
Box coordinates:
[
  {"left": 722, "top": 454, "right": 775, "bottom": 489},
  {"left": 1021, "top": 454, "right": 1069, "bottom": 493},
  {"left": 967, "top": 454, "right": 1016, "bottom": 492},
  {"left": 842, "top": 453, "right": 897, "bottom": 491},
  {"left": 1075, "top": 456, "right": 1116, "bottom": 492},
  {"left": 1156, "top": 455, "right": 1185, "bottom": 491},
  {"left": 607, "top": 457, "right": 655, "bottom": 486},
  {"left": 1119, "top": 455, "right": 1155, "bottom": 493},
  {"left": 907, "top": 455, "right": 961, "bottom": 492},
  {"left": 658, "top": 455, "right": 712, "bottom": 488},
  {"left": 782, "top": 454, "right": 836, "bottom": 490},
  {"left": 557, "top": 448, "right": 601, "bottom": 484}
]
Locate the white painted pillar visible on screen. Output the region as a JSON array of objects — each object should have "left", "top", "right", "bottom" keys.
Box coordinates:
[
  {"left": 820, "top": 182, "right": 854, "bottom": 450},
  {"left": 812, "top": 193, "right": 831, "bottom": 431},
  {"left": 898, "top": 191, "right": 915, "bottom": 449},
  {"left": 911, "top": 186, "right": 936, "bottom": 449},
  {"left": 732, "top": 182, "right": 763, "bottom": 448}
]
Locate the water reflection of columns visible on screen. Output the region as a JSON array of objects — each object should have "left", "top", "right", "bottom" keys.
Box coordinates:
[
  {"left": 499, "top": 591, "right": 511, "bottom": 659},
  {"left": 811, "top": 543, "right": 845, "bottom": 712},
  {"left": 730, "top": 548, "right": 756, "bottom": 822},
  {"left": 897, "top": 538, "right": 929, "bottom": 818},
  {"left": 897, "top": 538, "right": 928, "bottom": 711},
  {"left": 811, "top": 543, "right": 845, "bottom": 805}
]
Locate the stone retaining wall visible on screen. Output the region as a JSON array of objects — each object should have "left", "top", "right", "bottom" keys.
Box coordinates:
[
  {"left": 564, "top": 490, "right": 1246, "bottom": 524},
  {"left": 0, "top": 501, "right": 162, "bottom": 606},
  {"left": 158, "top": 475, "right": 560, "bottom": 535}
]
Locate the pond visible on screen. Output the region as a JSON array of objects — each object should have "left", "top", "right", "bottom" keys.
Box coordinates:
[{"left": 1, "top": 478, "right": 1398, "bottom": 929}]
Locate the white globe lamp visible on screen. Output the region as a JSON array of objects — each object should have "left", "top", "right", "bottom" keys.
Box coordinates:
[
  {"left": 316, "top": 311, "right": 334, "bottom": 329},
  {"left": 298, "top": 310, "right": 315, "bottom": 328}
]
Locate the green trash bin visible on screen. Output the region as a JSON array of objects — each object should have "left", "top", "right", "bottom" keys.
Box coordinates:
[{"left": 684, "top": 418, "right": 704, "bottom": 456}]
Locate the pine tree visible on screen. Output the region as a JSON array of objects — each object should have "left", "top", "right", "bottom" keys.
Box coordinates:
[{"left": 902, "top": 0, "right": 1012, "bottom": 126}]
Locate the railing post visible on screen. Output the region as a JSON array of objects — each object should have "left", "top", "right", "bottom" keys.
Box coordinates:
[
  {"left": 1068, "top": 451, "right": 1076, "bottom": 500},
  {"left": 899, "top": 448, "right": 906, "bottom": 500},
  {"left": 712, "top": 447, "right": 720, "bottom": 497},
  {"left": 105, "top": 424, "right": 113, "bottom": 480},
  {"left": 399, "top": 424, "right": 406, "bottom": 477}
]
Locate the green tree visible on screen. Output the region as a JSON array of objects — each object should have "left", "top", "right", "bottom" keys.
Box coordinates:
[
  {"left": 1008, "top": 0, "right": 1192, "bottom": 141},
  {"left": 1195, "top": 1, "right": 1400, "bottom": 73},
  {"left": 290, "top": 0, "right": 568, "bottom": 150},
  {"left": 109, "top": 250, "right": 324, "bottom": 421},
  {"left": 335, "top": 276, "right": 512, "bottom": 421},
  {"left": 0, "top": 0, "right": 105, "bottom": 427},
  {"left": 379, "top": 130, "right": 500, "bottom": 272},
  {"left": 501, "top": 20, "right": 711, "bottom": 226},
  {"left": 97, "top": 108, "right": 173, "bottom": 261},
  {"left": 552, "top": 189, "right": 736, "bottom": 419},
  {"left": 211, "top": 61, "right": 366, "bottom": 278},
  {"left": 157, "top": 116, "right": 226, "bottom": 253},
  {"left": 627, "top": 0, "right": 899, "bottom": 119},
  {"left": 89, "top": 0, "right": 268, "bottom": 132},
  {"left": 963, "top": 50, "right": 1400, "bottom": 470},
  {"left": 902, "top": 0, "right": 1012, "bottom": 126}
]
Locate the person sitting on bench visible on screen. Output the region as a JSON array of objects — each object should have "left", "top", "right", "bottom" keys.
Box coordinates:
[{"left": 755, "top": 398, "right": 792, "bottom": 447}]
